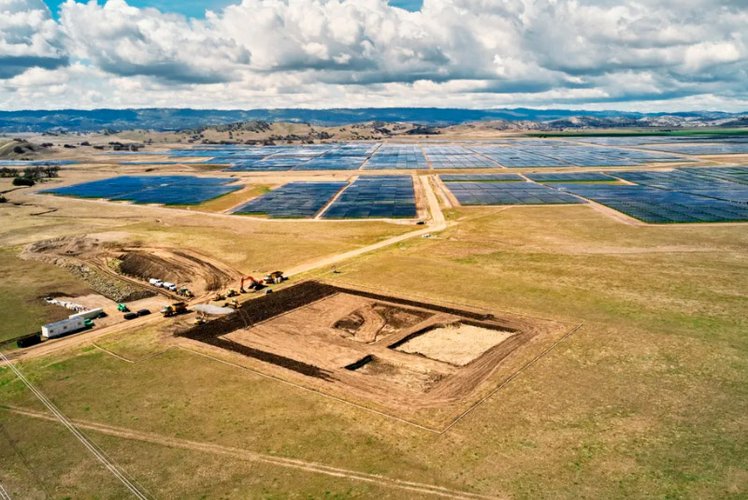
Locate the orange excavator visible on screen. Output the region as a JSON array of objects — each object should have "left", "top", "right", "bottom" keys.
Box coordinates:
[{"left": 240, "top": 275, "right": 263, "bottom": 293}]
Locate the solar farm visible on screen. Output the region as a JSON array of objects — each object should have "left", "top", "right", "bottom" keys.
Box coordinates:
[
  {"left": 322, "top": 176, "right": 418, "bottom": 219},
  {"left": 32, "top": 136, "right": 748, "bottom": 224},
  {"left": 232, "top": 182, "right": 346, "bottom": 218},
  {"left": 444, "top": 180, "right": 585, "bottom": 205},
  {"left": 42, "top": 175, "right": 241, "bottom": 205},
  {"left": 3, "top": 130, "right": 748, "bottom": 499}
]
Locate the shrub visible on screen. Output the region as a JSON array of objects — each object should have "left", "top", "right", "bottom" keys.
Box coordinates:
[{"left": 13, "top": 177, "right": 35, "bottom": 187}]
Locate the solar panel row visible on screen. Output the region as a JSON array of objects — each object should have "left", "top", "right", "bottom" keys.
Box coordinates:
[
  {"left": 445, "top": 181, "right": 584, "bottom": 205},
  {"left": 323, "top": 176, "right": 417, "bottom": 218},
  {"left": 232, "top": 182, "right": 347, "bottom": 218},
  {"left": 43, "top": 175, "right": 241, "bottom": 205}
]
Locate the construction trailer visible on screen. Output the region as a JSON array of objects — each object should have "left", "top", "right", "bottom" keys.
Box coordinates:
[{"left": 41, "top": 317, "right": 87, "bottom": 339}]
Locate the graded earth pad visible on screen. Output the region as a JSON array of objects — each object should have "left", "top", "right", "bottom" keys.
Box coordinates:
[
  {"left": 178, "top": 281, "right": 574, "bottom": 427},
  {"left": 393, "top": 322, "right": 516, "bottom": 366}
]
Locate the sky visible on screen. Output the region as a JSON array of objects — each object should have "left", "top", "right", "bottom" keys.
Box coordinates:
[{"left": 0, "top": 0, "right": 746, "bottom": 112}]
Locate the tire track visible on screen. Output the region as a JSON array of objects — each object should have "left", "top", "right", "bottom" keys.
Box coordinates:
[
  {"left": 3, "top": 406, "right": 499, "bottom": 500},
  {"left": 0, "top": 352, "right": 151, "bottom": 500}
]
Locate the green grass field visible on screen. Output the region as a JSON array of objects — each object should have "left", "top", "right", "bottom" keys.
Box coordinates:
[
  {"left": 0, "top": 248, "right": 92, "bottom": 343},
  {"left": 1, "top": 204, "right": 746, "bottom": 497}
]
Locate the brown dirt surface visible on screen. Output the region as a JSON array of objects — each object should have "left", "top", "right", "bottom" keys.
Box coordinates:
[
  {"left": 23, "top": 235, "right": 242, "bottom": 301},
  {"left": 394, "top": 322, "right": 516, "bottom": 366},
  {"left": 333, "top": 302, "right": 433, "bottom": 343},
  {"left": 177, "top": 281, "right": 570, "bottom": 425},
  {"left": 116, "top": 247, "right": 239, "bottom": 293}
]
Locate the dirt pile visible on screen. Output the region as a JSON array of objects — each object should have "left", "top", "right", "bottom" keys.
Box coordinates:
[
  {"left": 23, "top": 236, "right": 155, "bottom": 302},
  {"left": 64, "top": 263, "right": 154, "bottom": 302},
  {"left": 334, "top": 303, "right": 433, "bottom": 343},
  {"left": 24, "top": 235, "right": 240, "bottom": 301},
  {"left": 116, "top": 248, "right": 237, "bottom": 293}
]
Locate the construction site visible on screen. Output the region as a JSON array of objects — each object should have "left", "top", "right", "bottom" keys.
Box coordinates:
[{"left": 177, "top": 281, "right": 571, "bottom": 424}]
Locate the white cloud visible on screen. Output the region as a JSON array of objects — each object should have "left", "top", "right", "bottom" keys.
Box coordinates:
[
  {"left": 0, "top": 0, "right": 67, "bottom": 77},
  {"left": 0, "top": 0, "right": 746, "bottom": 110}
]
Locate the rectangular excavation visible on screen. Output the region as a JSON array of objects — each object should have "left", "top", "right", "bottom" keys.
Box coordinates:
[{"left": 178, "top": 281, "right": 570, "bottom": 416}]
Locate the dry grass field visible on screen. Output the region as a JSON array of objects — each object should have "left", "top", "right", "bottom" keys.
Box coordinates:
[{"left": 1, "top": 199, "right": 746, "bottom": 498}]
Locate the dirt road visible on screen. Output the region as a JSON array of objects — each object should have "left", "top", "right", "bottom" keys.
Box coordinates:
[{"left": 286, "top": 174, "right": 447, "bottom": 277}]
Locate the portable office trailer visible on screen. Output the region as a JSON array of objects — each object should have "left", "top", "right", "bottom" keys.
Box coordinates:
[{"left": 41, "top": 317, "right": 87, "bottom": 339}]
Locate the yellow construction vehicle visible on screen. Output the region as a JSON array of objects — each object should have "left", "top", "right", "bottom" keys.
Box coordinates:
[
  {"left": 213, "top": 292, "right": 226, "bottom": 301},
  {"left": 161, "top": 302, "right": 188, "bottom": 317},
  {"left": 263, "top": 271, "right": 286, "bottom": 285},
  {"left": 226, "top": 289, "right": 239, "bottom": 298},
  {"left": 223, "top": 299, "right": 239, "bottom": 309}
]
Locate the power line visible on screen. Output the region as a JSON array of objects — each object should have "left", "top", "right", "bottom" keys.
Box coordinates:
[{"left": 0, "top": 351, "right": 150, "bottom": 499}]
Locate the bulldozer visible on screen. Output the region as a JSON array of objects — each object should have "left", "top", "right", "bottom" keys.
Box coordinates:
[
  {"left": 117, "top": 303, "right": 129, "bottom": 313},
  {"left": 178, "top": 288, "right": 194, "bottom": 299},
  {"left": 239, "top": 275, "right": 263, "bottom": 293},
  {"left": 213, "top": 292, "right": 226, "bottom": 302},
  {"left": 263, "top": 271, "right": 286, "bottom": 285},
  {"left": 194, "top": 311, "right": 207, "bottom": 325},
  {"left": 223, "top": 299, "right": 239, "bottom": 309},
  {"left": 226, "top": 288, "right": 240, "bottom": 298},
  {"left": 161, "top": 302, "right": 188, "bottom": 318}
]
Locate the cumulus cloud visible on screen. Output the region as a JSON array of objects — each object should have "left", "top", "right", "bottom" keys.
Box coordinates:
[
  {"left": 60, "top": 0, "right": 250, "bottom": 83},
  {"left": 0, "top": 0, "right": 746, "bottom": 109},
  {"left": 0, "top": 0, "right": 67, "bottom": 78}
]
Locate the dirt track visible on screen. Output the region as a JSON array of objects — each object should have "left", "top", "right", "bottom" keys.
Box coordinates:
[{"left": 3, "top": 405, "right": 496, "bottom": 499}]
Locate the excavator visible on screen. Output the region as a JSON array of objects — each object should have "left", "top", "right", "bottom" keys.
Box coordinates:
[{"left": 240, "top": 275, "right": 263, "bottom": 293}]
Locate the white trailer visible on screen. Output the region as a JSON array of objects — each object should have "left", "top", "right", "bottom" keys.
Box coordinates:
[
  {"left": 41, "top": 317, "right": 87, "bottom": 339},
  {"left": 69, "top": 308, "right": 104, "bottom": 321}
]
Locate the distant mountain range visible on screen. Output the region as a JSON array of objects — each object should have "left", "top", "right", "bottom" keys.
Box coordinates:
[{"left": 0, "top": 108, "right": 746, "bottom": 133}]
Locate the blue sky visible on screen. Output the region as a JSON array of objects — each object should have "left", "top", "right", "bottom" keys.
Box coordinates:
[
  {"left": 43, "top": 0, "right": 423, "bottom": 18},
  {"left": 2, "top": 0, "right": 746, "bottom": 111}
]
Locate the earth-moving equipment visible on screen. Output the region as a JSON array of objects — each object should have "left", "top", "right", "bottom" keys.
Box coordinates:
[
  {"left": 240, "top": 276, "right": 263, "bottom": 293},
  {"left": 161, "top": 302, "right": 187, "bottom": 317},
  {"left": 263, "top": 271, "right": 286, "bottom": 285}
]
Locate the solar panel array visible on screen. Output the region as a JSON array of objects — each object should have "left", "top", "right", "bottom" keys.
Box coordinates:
[
  {"left": 639, "top": 143, "right": 748, "bottom": 155},
  {"left": 553, "top": 184, "right": 748, "bottom": 223},
  {"left": 681, "top": 166, "right": 748, "bottom": 185},
  {"left": 468, "top": 141, "right": 683, "bottom": 168},
  {"left": 611, "top": 170, "right": 748, "bottom": 204},
  {"left": 232, "top": 182, "right": 346, "bottom": 218},
  {"left": 526, "top": 172, "right": 616, "bottom": 182},
  {"left": 43, "top": 175, "right": 240, "bottom": 205},
  {"left": 440, "top": 173, "right": 524, "bottom": 182},
  {"left": 165, "top": 144, "right": 376, "bottom": 171},
  {"left": 323, "top": 176, "right": 417, "bottom": 218},
  {"left": 445, "top": 181, "right": 585, "bottom": 205},
  {"left": 423, "top": 145, "right": 500, "bottom": 169},
  {"left": 363, "top": 145, "right": 427, "bottom": 170}
]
